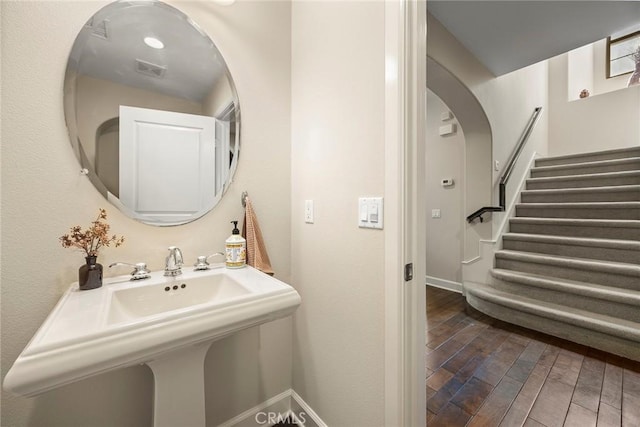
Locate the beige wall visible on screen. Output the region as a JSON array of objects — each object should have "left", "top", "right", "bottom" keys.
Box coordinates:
[
  {"left": 549, "top": 53, "right": 640, "bottom": 156},
  {"left": 204, "top": 73, "right": 233, "bottom": 117},
  {"left": 425, "top": 90, "right": 464, "bottom": 284},
  {"left": 290, "top": 1, "right": 386, "bottom": 425},
  {"left": 566, "top": 39, "right": 635, "bottom": 99},
  {"left": 427, "top": 14, "right": 549, "bottom": 242},
  {"left": 1, "top": 1, "right": 292, "bottom": 426}
]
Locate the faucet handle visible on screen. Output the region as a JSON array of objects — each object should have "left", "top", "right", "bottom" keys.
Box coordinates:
[
  {"left": 194, "top": 252, "right": 225, "bottom": 271},
  {"left": 109, "top": 262, "right": 151, "bottom": 280}
]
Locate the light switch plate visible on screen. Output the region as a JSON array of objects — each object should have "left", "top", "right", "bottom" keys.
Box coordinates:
[
  {"left": 432, "top": 209, "right": 441, "bottom": 219},
  {"left": 359, "top": 197, "right": 383, "bottom": 229},
  {"left": 305, "top": 200, "right": 314, "bottom": 223}
]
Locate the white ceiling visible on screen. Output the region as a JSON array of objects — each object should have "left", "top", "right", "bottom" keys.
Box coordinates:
[
  {"left": 75, "top": 1, "right": 226, "bottom": 102},
  {"left": 427, "top": 1, "right": 640, "bottom": 76}
]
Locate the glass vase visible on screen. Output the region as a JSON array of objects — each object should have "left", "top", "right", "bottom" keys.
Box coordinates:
[{"left": 79, "top": 255, "right": 103, "bottom": 290}]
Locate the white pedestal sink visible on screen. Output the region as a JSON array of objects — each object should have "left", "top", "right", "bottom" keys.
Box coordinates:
[{"left": 3, "top": 266, "right": 301, "bottom": 426}]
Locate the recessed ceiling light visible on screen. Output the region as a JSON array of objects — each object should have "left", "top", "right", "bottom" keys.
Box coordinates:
[{"left": 144, "top": 37, "right": 164, "bottom": 49}]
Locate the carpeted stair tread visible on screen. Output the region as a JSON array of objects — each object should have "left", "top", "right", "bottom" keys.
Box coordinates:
[
  {"left": 522, "top": 184, "right": 640, "bottom": 195},
  {"left": 495, "top": 249, "right": 640, "bottom": 276},
  {"left": 502, "top": 232, "right": 640, "bottom": 263},
  {"left": 530, "top": 157, "right": 640, "bottom": 178},
  {"left": 502, "top": 232, "right": 640, "bottom": 251},
  {"left": 526, "top": 170, "right": 640, "bottom": 190},
  {"left": 535, "top": 146, "right": 640, "bottom": 167},
  {"left": 515, "top": 201, "right": 640, "bottom": 220},
  {"left": 517, "top": 201, "right": 640, "bottom": 208},
  {"left": 508, "top": 218, "right": 640, "bottom": 240},
  {"left": 464, "top": 281, "right": 640, "bottom": 342},
  {"left": 490, "top": 268, "right": 640, "bottom": 307},
  {"left": 508, "top": 217, "right": 640, "bottom": 229}
]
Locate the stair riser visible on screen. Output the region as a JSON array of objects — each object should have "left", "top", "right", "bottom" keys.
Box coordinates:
[
  {"left": 516, "top": 206, "right": 639, "bottom": 220},
  {"left": 502, "top": 240, "right": 640, "bottom": 264},
  {"left": 521, "top": 191, "right": 640, "bottom": 203},
  {"left": 535, "top": 148, "right": 640, "bottom": 167},
  {"left": 490, "top": 277, "right": 640, "bottom": 323},
  {"left": 494, "top": 258, "right": 639, "bottom": 290},
  {"left": 530, "top": 161, "right": 640, "bottom": 178},
  {"left": 466, "top": 292, "right": 640, "bottom": 362},
  {"left": 526, "top": 175, "right": 640, "bottom": 190},
  {"left": 508, "top": 223, "right": 640, "bottom": 241}
]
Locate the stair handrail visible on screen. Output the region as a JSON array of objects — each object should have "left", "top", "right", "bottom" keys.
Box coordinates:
[{"left": 467, "top": 106, "right": 543, "bottom": 223}]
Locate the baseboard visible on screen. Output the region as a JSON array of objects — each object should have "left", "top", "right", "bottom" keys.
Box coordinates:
[
  {"left": 425, "top": 275, "right": 463, "bottom": 293},
  {"left": 290, "top": 390, "right": 327, "bottom": 427},
  {"left": 217, "top": 389, "right": 327, "bottom": 427}
]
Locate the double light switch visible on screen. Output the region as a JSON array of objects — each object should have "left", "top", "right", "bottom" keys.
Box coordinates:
[{"left": 358, "top": 197, "right": 384, "bottom": 229}]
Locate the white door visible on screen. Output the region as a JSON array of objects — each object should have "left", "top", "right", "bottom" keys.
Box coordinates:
[
  {"left": 214, "top": 119, "right": 230, "bottom": 195},
  {"left": 119, "top": 106, "right": 216, "bottom": 224}
]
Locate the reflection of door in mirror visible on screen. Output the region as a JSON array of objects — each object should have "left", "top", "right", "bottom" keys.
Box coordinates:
[
  {"left": 96, "top": 118, "right": 120, "bottom": 197},
  {"left": 215, "top": 119, "right": 230, "bottom": 195},
  {"left": 119, "top": 106, "right": 221, "bottom": 224}
]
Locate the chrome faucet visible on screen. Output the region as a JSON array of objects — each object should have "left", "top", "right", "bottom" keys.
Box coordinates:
[{"left": 164, "top": 246, "right": 183, "bottom": 276}]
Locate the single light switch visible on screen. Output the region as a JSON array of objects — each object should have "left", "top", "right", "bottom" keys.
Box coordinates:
[
  {"left": 432, "top": 209, "right": 441, "bottom": 219},
  {"left": 359, "top": 198, "right": 369, "bottom": 221},
  {"left": 369, "top": 202, "right": 379, "bottom": 223},
  {"left": 305, "top": 200, "right": 314, "bottom": 223}
]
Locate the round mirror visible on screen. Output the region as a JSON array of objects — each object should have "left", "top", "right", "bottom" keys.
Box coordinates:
[{"left": 64, "top": 0, "right": 240, "bottom": 226}]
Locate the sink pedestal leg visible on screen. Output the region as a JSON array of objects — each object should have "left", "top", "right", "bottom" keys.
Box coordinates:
[{"left": 147, "top": 343, "right": 210, "bottom": 427}]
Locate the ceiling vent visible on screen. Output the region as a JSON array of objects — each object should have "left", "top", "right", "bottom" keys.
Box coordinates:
[{"left": 135, "top": 59, "right": 167, "bottom": 79}]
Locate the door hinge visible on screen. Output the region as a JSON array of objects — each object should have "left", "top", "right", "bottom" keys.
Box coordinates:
[{"left": 404, "top": 263, "right": 413, "bottom": 281}]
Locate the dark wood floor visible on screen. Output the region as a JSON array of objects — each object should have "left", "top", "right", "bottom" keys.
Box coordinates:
[{"left": 425, "top": 286, "right": 640, "bottom": 427}]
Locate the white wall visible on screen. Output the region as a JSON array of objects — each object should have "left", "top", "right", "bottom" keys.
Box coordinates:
[
  {"left": 549, "top": 52, "right": 640, "bottom": 156},
  {"left": 427, "top": 14, "right": 549, "bottom": 242},
  {"left": 425, "top": 90, "right": 464, "bottom": 284},
  {"left": 290, "top": 1, "right": 386, "bottom": 425},
  {"left": 566, "top": 39, "right": 635, "bottom": 98},
  {"left": 1, "top": 1, "right": 292, "bottom": 426},
  {"left": 567, "top": 44, "right": 594, "bottom": 101}
]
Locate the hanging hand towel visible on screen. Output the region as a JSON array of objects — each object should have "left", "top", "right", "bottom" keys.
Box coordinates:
[{"left": 242, "top": 196, "right": 274, "bottom": 276}]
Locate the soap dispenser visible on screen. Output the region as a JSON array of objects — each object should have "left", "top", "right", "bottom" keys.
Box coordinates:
[{"left": 225, "top": 221, "right": 246, "bottom": 269}]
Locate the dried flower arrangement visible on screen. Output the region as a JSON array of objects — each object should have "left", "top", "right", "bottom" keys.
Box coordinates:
[{"left": 60, "top": 208, "right": 125, "bottom": 257}]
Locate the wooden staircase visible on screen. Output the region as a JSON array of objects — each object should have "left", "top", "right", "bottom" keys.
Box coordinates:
[{"left": 465, "top": 146, "right": 640, "bottom": 361}]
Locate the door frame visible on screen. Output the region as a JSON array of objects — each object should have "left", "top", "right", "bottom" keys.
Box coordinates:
[{"left": 384, "top": 1, "right": 427, "bottom": 426}]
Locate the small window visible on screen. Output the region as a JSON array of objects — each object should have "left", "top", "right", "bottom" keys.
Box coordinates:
[{"left": 607, "top": 30, "right": 640, "bottom": 78}]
